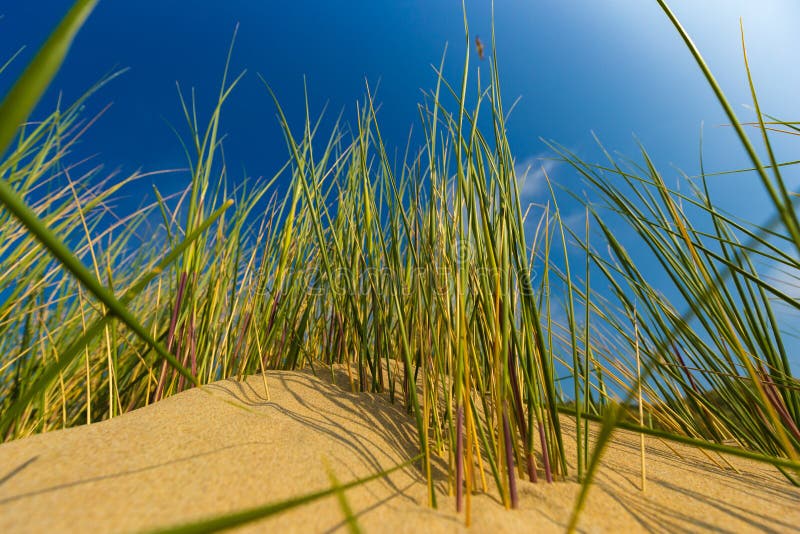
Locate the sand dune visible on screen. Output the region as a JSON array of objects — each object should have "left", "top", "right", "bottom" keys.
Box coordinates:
[{"left": 0, "top": 368, "right": 798, "bottom": 533}]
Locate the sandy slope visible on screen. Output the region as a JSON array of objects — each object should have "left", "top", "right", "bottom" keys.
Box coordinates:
[{"left": 0, "top": 368, "right": 798, "bottom": 533}]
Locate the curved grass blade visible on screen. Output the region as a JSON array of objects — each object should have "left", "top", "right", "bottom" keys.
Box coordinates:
[
  {"left": 0, "top": 176, "right": 197, "bottom": 384},
  {"left": 0, "top": 0, "right": 98, "bottom": 158},
  {"left": 0, "top": 200, "right": 233, "bottom": 436},
  {"left": 566, "top": 2, "right": 800, "bottom": 527},
  {"left": 653, "top": 0, "right": 800, "bottom": 252}
]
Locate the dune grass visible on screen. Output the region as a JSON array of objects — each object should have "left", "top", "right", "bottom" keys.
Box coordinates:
[{"left": 1, "top": 0, "right": 799, "bottom": 532}]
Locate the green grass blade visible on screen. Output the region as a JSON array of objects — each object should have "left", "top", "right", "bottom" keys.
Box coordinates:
[
  {"left": 0, "top": 0, "right": 98, "bottom": 158},
  {"left": 0, "top": 200, "right": 233, "bottom": 435},
  {"left": 147, "top": 455, "right": 421, "bottom": 534}
]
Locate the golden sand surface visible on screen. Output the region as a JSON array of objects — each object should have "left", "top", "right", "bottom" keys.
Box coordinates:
[{"left": 0, "top": 368, "right": 798, "bottom": 533}]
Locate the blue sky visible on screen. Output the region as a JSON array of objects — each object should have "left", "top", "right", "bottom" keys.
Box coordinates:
[
  {"left": 2, "top": 1, "right": 799, "bottom": 363},
  {"left": 3, "top": 1, "right": 798, "bottom": 195}
]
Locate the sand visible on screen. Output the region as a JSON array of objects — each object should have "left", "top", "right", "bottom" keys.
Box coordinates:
[{"left": 1, "top": 368, "right": 798, "bottom": 533}]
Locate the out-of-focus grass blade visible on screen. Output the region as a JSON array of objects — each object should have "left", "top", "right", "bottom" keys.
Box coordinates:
[
  {"left": 0, "top": 200, "right": 233, "bottom": 436},
  {"left": 566, "top": 404, "right": 622, "bottom": 533},
  {"left": 147, "top": 454, "right": 420, "bottom": 534},
  {"left": 0, "top": 0, "right": 198, "bottom": 411},
  {"left": 325, "top": 461, "right": 363, "bottom": 534},
  {"left": 566, "top": 2, "right": 800, "bottom": 529},
  {"left": 0, "top": 0, "right": 98, "bottom": 158},
  {"left": 0, "top": 176, "right": 197, "bottom": 382}
]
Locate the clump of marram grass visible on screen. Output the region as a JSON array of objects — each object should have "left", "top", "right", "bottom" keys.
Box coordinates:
[{"left": 1, "top": 0, "right": 799, "bottom": 532}]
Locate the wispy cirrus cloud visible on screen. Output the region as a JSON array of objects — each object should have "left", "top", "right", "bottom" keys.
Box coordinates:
[{"left": 514, "top": 153, "right": 560, "bottom": 200}]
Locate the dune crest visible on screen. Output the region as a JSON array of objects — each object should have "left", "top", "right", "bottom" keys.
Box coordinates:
[{"left": 0, "top": 369, "right": 798, "bottom": 533}]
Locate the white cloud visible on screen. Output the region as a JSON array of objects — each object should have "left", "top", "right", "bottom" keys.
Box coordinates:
[{"left": 514, "top": 154, "right": 559, "bottom": 200}]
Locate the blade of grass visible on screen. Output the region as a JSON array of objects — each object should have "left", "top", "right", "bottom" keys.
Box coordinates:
[{"left": 147, "top": 454, "right": 421, "bottom": 534}]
